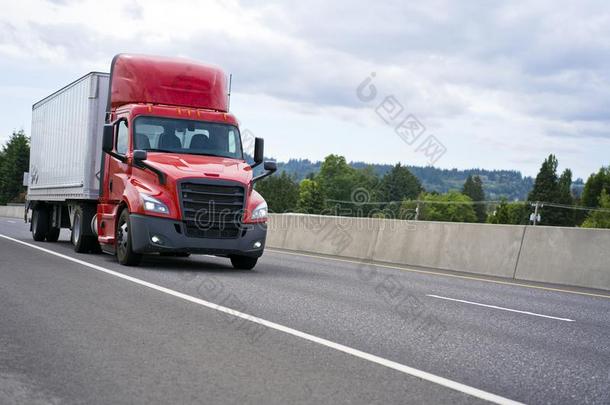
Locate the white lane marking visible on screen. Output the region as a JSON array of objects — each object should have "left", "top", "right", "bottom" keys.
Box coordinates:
[
  {"left": 5, "top": 220, "right": 16, "bottom": 223},
  {"left": 427, "top": 294, "right": 575, "bottom": 322},
  {"left": 0, "top": 235, "right": 523, "bottom": 405}
]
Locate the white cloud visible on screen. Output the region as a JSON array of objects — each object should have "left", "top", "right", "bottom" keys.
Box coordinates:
[{"left": 0, "top": 0, "right": 609, "bottom": 178}]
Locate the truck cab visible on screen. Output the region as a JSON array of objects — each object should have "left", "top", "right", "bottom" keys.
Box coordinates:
[{"left": 28, "top": 54, "right": 276, "bottom": 269}]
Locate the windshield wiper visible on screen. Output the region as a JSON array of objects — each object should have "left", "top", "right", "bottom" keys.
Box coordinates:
[
  {"left": 145, "top": 149, "right": 233, "bottom": 158},
  {"left": 192, "top": 152, "right": 231, "bottom": 158},
  {"left": 145, "top": 148, "right": 178, "bottom": 153}
]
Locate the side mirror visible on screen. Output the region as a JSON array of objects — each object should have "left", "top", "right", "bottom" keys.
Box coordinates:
[
  {"left": 102, "top": 124, "right": 114, "bottom": 153},
  {"left": 253, "top": 137, "right": 264, "bottom": 164},
  {"left": 133, "top": 150, "right": 148, "bottom": 161},
  {"left": 263, "top": 161, "right": 277, "bottom": 172},
  {"left": 252, "top": 160, "right": 277, "bottom": 183}
]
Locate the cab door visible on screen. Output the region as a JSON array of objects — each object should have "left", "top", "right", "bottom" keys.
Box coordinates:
[{"left": 98, "top": 119, "right": 131, "bottom": 245}]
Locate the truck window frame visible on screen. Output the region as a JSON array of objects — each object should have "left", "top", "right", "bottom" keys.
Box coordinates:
[{"left": 115, "top": 119, "right": 129, "bottom": 156}]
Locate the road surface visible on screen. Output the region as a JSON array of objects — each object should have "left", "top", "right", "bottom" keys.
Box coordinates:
[{"left": 1, "top": 217, "right": 609, "bottom": 404}]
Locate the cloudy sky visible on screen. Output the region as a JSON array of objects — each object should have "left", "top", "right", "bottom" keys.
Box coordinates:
[{"left": 1, "top": 0, "right": 609, "bottom": 178}]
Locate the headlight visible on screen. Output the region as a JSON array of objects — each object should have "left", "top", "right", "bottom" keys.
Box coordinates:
[
  {"left": 251, "top": 201, "right": 268, "bottom": 220},
  {"left": 141, "top": 193, "right": 169, "bottom": 214}
]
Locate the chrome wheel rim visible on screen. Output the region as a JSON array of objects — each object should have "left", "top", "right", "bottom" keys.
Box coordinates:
[
  {"left": 117, "top": 220, "right": 128, "bottom": 258},
  {"left": 73, "top": 213, "right": 81, "bottom": 245}
]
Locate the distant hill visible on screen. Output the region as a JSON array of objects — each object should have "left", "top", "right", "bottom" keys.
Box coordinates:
[{"left": 272, "top": 158, "right": 535, "bottom": 201}]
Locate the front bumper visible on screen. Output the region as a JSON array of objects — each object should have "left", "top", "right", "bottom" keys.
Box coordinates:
[{"left": 129, "top": 214, "right": 267, "bottom": 257}]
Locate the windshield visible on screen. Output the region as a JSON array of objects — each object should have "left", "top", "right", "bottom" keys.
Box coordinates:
[{"left": 134, "top": 116, "right": 243, "bottom": 159}]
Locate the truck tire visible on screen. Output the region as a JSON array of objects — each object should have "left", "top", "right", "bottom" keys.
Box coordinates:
[
  {"left": 46, "top": 227, "right": 60, "bottom": 242},
  {"left": 230, "top": 255, "right": 258, "bottom": 270},
  {"left": 72, "top": 205, "right": 97, "bottom": 253},
  {"left": 116, "top": 209, "right": 142, "bottom": 266},
  {"left": 31, "top": 206, "right": 49, "bottom": 242}
]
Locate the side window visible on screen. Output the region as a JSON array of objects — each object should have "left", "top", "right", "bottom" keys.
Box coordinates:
[
  {"left": 116, "top": 121, "right": 129, "bottom": 155},
  {"left": 228, "top": 130, "right": 236, "bottom": 153}
]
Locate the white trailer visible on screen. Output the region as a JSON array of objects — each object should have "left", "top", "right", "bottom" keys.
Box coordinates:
[
  {"left": 29, "top": 72, "right": 109, "bottom": 201},
  {"left": 27, "top": 72, "right": 109, "bottom": 247}
]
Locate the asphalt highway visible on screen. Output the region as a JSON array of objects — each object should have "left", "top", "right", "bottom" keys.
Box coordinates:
[{"left": 1, "top": 217, "right": 609, "bottom": 404}]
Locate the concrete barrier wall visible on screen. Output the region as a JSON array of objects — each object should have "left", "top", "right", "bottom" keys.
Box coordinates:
[
  {"left": 516, "top": 226, "right": 610, "bottom": 290},
  {"left": 277, "top": 214, "right": 379, "bottom": 260},
  {"left": 268, "top": 214, "right": 610, "bottom": 291},
  {"left": 372, "top": 219, "right": 525, "bottom": 278},
  {"left": 2, "top": 207, "right": 607, "bottom": 290},
  {"left": 0, "top": 205, "right": 24, "bottom": 219}
]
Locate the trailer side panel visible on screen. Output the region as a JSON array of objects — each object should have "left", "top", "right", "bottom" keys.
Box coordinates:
[{"left": 29, "top": 73, "right": 109, "bottom": 201}]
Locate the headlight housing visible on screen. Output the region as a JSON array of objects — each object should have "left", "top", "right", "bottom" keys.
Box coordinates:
[
  {"left": 141, "top": 193, "right": 169, "bottom": 214},
  {"left": 251, "top": 201, "right": 268, "bottom": 220}
]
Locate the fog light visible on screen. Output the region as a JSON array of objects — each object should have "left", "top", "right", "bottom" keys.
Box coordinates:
[
  {"left": 253, "top": 241, "right": 262, "bottom": 249},
  {"left": 151, "top": 235, "right": 163, "bottom": 245}
]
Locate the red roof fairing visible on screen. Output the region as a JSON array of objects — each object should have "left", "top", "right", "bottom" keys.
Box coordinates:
[{"left": 109, "top": 54, "right": 229, "bottom": 112}]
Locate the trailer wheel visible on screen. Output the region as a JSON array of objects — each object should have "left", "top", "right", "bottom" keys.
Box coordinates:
[
  {"left": 31, "top": 206, "right": 49, "bottom": 242},
  {"left": 72, "top": 205, "right": 97, "bottom": 253},
  {"left": 230, "top": 255, "right": 258, "bottom": 270},
  {"left": 46, "top": 227, "right": 60, "bottom": 242},
  {"left": 116, "top": 209, "right": 142, "bottom": 266}
]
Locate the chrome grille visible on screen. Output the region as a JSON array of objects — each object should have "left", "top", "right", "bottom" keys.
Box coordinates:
[{"left": 180, "top": 182, "right": 245, "bottom": 239}]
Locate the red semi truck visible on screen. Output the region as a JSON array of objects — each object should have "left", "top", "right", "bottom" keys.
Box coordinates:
[{"left": 26, "top": 54, "right": 276, "bottom": 269}]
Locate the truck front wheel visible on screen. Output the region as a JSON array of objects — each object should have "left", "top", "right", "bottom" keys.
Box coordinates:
[
  {"left": 230, "top": 255, "right": 258, "bottom": 270},
  {"left": 31, "top": 206, "right": 49, "bottom": 242},
  {"left": 116, "top": 209, "right": 142, "bottom": 266}
]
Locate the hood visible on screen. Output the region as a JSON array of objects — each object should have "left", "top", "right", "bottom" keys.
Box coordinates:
[{"left": 143, "top": 153, "right": 253, "bottom": 185}]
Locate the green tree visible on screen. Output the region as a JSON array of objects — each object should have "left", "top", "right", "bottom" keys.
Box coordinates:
[
  {"left": 487, "top": 199, "right": 529, "bottom": 225},
  {"left": 556, "top": 168, "right": 576, "bottom": 226},
  {"left": 376, "top": 163, "right": 421, "bottom": 218},
  {"left": 527, "top": 154, "right": 576, "bottom": 226},
  {"left": 408, "top": 191, "right": 477, "bottom": 223},
  {"left": 581, "top": 166, "right": 610, "bottom": 208},
  {"left": 462, "top": 175, "right": 486, "bottom": 222},
  {"left": 316, "top": 154, "right": 357, "bottom": 203},
  {"left": 315, "top": 154, "right": 383, "bottom": 216},
  {"left": 380, "top": 163, "right": 422, "bottom": 202},
  {"left": 0, "top": 130, "right": 30, "bottom": 204},
  {"left": 528, "top": 154, "right": 559, "bottom": 202},
  {"left": 354, "top": 165, "right": 381, "bottom": 197},
  {"left": 296, "top": 179, "right": 326, "bottom": 214},
  {"left": 315, "top": 155, "right": 377, "bottom": 200},
  {"left": 255, "top": 172, "right": 299, "bottom": 213},
  {"left": 350, "top": 165, "right": 383, "bottom": 216},
  {"left": 582, "top": 190, "right": 610, "bottom": 229}
]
